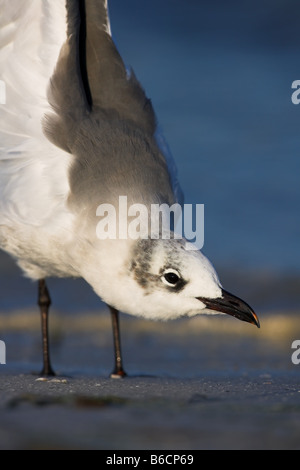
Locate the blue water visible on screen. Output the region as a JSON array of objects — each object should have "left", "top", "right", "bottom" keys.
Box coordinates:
[{"left": 109, "top": 0, "right": 300, "bottom": 274}]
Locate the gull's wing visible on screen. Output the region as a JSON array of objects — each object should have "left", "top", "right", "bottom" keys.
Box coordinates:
[
  {"left": 0, "top": 0, "right": 182, "bottom": 236},
  {"left": 0, "top": 0, "right": 72, "bottom": 227},
  {"left": 45, "top": 0, "right": 182, "bottom": 208},
  {"left": 155, "top": 126, "right": 184, "bottom": 205}
]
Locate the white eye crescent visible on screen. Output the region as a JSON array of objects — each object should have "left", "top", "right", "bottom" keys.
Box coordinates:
[{"left": 161, "top": 268, "right": 181, "bottom": 287}]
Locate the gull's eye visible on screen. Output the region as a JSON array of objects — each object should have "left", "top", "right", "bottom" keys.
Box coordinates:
[{"left": 162, "top": 269, "right": 181, "bottom": 287}]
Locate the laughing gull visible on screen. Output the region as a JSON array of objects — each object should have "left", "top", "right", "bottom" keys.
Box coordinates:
[{"left": 0, "top": 0, "right": 259, "bottom": 377}]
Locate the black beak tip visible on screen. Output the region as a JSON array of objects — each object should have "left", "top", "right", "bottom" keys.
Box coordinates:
[
  {"left": 249, "top": 312, "right": 260, "bottom": 329},
  {"left": 198, "top": 289, "right": 260, "bottom": 329},
  {"left": 253, "top": 314, "right": 260, "bottom": 329}
]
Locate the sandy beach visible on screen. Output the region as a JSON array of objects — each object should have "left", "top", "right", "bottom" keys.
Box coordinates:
[{"left": 0, "top": 308, "right": 300, "bottom": 450}]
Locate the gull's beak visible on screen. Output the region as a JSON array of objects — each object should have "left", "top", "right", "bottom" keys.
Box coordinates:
[{"left": 197, "top": 289, "right": 260, "bottom": 328}]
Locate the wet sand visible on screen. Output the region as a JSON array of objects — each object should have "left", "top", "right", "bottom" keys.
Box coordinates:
[
  {"left": 0, "top": 311, "right": 299, "bottom": 449},
  {"left": 0, "top": 373, "right": 300, "bottom": 450}
]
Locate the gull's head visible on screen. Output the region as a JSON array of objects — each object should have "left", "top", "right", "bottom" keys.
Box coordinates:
[{"left": 94, "top": 237, "right": 259, "bottom": 327}]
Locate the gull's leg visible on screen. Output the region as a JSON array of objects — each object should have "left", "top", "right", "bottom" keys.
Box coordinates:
[
  {"left": 38, "top": 279, "right": 55, "bottom": 377},
  {"left": 109, "top": 306, "right": 127, "bottom": 378}
]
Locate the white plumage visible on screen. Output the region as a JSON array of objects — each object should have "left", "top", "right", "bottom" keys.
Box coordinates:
[
  {"left": 0, "top": 0, "right": 259, "bottom": 376},
  {"left": 0, "top": 1, "right": 73, "bottom": 279}
]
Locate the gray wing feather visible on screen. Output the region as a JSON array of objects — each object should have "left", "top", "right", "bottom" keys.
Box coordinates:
[
  {"left": 44, "top": 0, "right": 157, "bottom": 151},
  {"left": 44, "top": 0, "right": 179, "bottom": 210}
]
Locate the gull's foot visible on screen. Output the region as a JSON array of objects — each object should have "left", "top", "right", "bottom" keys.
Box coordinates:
[
  {"left": 39, "top": 366, "right": 56, "bottom": 378},
  {"left": 110, "top": 369, "right": 127, "bottom": 379}
]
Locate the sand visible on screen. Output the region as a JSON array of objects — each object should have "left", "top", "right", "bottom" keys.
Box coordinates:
[{"left": 0, "top": 311, "right": 299, "bottom": 450}]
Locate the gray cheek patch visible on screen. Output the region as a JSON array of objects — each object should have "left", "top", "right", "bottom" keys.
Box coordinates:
[{"left": 130, "top": 239, "right": 188, "bottom": 293}]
